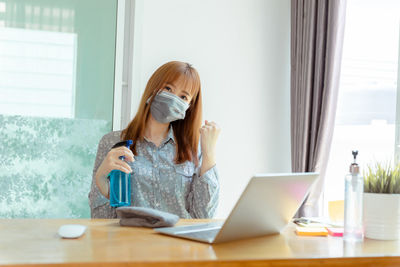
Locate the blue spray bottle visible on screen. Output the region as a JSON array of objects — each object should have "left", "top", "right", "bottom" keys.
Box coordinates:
[{"left": 108, "top": 140, "right": 133, "bottom": 207}]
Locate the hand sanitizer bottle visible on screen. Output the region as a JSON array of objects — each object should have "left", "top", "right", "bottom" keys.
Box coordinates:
[
  {"left": 344, "top": 150, "right": 364, "bottom": 242},
  {"left": 109, "top": 140, "right": 133, "bottom": 207}
]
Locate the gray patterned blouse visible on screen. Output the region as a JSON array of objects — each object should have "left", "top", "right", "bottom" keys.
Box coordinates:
[{"left": 88, "top": 127, "right": 219, "bottom": 219}]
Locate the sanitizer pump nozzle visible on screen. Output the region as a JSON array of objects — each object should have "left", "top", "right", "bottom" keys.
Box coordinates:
[{"left": 350, "top": 150, "right": 360, "bottom": 174}]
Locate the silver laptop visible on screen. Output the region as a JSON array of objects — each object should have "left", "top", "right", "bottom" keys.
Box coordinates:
[{"left": 154, "top": 172, "right": 318, "bottom": 243}]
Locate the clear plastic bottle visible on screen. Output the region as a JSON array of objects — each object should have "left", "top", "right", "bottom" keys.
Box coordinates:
[
  {"left": 343, "top": 150, "right": 364, "bottom": 242},
  {"left": 109, "top": 140, "right": 133, "bottom": 207}
]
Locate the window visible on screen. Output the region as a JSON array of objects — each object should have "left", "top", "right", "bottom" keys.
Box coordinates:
[
  {"left": 0, "top": 27, "right": 77, "bottom": 117},
  {"left": 0, "top": 0, "right": 117, "bottom": 218},
  {"left": 324, "top": 0, "right": 400, "bottom": 205}
]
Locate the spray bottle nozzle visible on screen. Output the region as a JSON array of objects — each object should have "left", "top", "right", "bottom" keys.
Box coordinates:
[
  {"left": 111, "top": 140, "right": 133, "bottom": 160},
  {"left": 125, "top": 140, "right": 133, "bottom": 148},
  {"left": 112, "top": 140, "right": 133, "bottom": 149}
]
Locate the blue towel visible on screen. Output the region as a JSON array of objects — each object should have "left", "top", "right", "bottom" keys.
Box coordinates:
[{"left": 116, "top": 206, "right": 179, "bottom": 228}]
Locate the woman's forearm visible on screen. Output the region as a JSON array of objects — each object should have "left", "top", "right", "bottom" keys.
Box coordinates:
[
  {"left": 200, "top": 153, "right": 216, "bottom": 176},
  {"left": 95, "top": 172, "right": 110, "bottom": 199}
]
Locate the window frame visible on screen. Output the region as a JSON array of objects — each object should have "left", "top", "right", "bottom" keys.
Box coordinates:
[{"left": 113, "top": 0, "right": 137, "bottom": 131}]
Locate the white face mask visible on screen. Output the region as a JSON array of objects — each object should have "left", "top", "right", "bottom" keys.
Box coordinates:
[{"left": 149, "top": 91, "right": 190, "bottom": 123}]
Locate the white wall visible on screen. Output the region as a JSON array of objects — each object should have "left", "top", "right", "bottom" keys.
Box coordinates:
[{"left": 130, "top": 0, "right": 291, "bottom": 218}]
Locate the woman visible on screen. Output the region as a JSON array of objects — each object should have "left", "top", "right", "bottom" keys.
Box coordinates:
[{"left": 89, "top": 61, "right": 220, "bottom": 219}]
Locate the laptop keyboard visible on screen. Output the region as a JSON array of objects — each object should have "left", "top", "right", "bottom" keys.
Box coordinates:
[
  {"left": 173, "top": 222, "right": 223, "bottom": 232},
  {"left": 176, "top": 228, "right": 221, "bottom": 240},
  {"left": 172, "top": 222, "right": 223, "bottom": 241}
]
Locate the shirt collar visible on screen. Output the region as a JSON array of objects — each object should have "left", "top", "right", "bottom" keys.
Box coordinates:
[
  {"left": 143, "top": 126, "right": 176, "bottom": 146},
  {"left": 163, "top": 126, "right": 176, "bottom": 145}
]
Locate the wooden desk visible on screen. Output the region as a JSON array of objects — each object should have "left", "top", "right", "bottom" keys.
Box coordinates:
[{"left": 1, "top": 219, "right": 400, "bottom": 266}]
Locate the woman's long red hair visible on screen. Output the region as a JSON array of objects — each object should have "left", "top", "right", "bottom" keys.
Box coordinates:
[{"left": 121, "top": 61, "right": 202, "bottom": 166}]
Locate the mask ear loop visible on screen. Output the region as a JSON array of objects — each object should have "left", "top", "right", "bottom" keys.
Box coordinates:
[
  {"left": 146, "top": 92, "right": 156, "bottom": 105},
  {"left": 146, "top": 88, "right": 164, "bottom": 104}
]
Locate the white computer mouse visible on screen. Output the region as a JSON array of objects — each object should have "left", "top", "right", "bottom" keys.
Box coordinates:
[{"left": 58, "top": 224, "right": 87, "bottom": 239}]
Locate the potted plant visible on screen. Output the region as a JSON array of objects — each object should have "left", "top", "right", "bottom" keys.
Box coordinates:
[{"left": 363, "top": 162, "right": 400, "bottom": 240}]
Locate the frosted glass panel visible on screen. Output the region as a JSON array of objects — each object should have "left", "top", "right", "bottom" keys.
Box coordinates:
[
  {"left": 0, "top": 115, "right": 110, "bottom": 218},
  {"left": 0, "top": 0, "right": 117, "bottom": 218}
]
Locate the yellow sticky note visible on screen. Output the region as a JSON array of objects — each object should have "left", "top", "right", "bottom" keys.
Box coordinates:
[
  {"left": 297, "top": 222, "right": 326, "bottom": 228},
  {"left": 295, "top": 226, "right": 328, "bottom": 236}
]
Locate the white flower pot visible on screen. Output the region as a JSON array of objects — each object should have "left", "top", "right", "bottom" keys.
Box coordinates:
[{"left": 363, "top": 193, "right": 400, "bottom": 240}]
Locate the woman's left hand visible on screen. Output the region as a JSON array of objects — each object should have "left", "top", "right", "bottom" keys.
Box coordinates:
[{"left": 200, "top": 120, "right": 221, "bottom": 162}]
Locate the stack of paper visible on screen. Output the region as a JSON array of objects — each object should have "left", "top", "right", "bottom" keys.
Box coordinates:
[{"left": 293, "top": 217, "right": 344, "bottom": 237}]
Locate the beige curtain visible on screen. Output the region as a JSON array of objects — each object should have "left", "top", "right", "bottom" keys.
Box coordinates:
[{"left": 291, "top": 0, "right": 347, "bottom": 217}]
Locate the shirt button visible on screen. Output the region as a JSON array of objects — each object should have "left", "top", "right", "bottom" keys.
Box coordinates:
[{"left": 154, "top": 164, "right": 158, "bottom": 168}]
